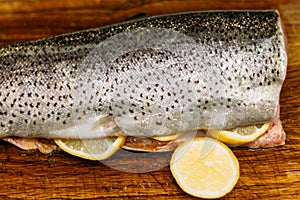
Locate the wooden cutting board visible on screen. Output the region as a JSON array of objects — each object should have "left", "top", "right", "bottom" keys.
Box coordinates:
[{"left": 0, "top": 0, "right": 299, "bottom": 199}]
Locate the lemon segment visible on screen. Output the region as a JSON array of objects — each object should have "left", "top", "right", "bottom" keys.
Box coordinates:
[
  {"left": 170, "top": 138, "right": 239, "bottom": 199},
  {"left": 54, "top": 136, "right": 126, "bottom": 160},
  {"left": 152, "top": 132, "right": 182, "bottom": 141},
  {"left": 208, "top": 123, "right": 270, "bottom": 146}
]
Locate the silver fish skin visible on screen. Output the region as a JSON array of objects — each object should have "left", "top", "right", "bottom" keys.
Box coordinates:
[{"left": 0, "top": 10, "right": 287, "bottom": 139}]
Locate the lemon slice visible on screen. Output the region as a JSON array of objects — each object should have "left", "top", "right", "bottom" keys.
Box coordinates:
[
  {"left": 54, "top": 136, "right": 126, "bottom": 160},
  {"left": 208, "top": 123, "right": 270, "bottom": 146},
  {"left": 152, "top": 132, "right": 182, "bottom": 141},
  {"left": 170, "top": 138, "right": 239, "bottom": 199}
]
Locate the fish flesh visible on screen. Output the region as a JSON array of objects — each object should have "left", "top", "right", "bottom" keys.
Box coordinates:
[{"left": 0, "top": 10, "right": 287, "bottom": 146}]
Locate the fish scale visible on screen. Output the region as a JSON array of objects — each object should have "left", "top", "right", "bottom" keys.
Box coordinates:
[{"left": 0, "top": 10, "right": 287, "bottom": 138}]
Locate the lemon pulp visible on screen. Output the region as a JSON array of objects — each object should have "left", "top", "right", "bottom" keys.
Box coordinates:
[
  {"left": 170, "top": 138, "right": 239, "bottom": 199},
  {"left": 55, "top": 136, "right": 126, "bottom": 160},
  {"left": 208, "top": 123, "right": 270, "bottom": 145}
]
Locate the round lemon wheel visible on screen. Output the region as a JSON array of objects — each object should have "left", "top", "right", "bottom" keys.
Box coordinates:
[
  {"left": 152, "top": 133, "right": 182, "bottom": 141},
  {"left": 54, "top": 136, "right": 126, "bottom": 160},
  {"left": 170, "top": 138, "right": 239, "bottom": 199},
  {"left": 208, "top": 123, "right": 270, "bottom": 146}
]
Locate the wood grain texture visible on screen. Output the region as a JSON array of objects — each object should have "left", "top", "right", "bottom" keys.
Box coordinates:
[{"left": 0, "top": 0, "right": 299, "bottom": 199}]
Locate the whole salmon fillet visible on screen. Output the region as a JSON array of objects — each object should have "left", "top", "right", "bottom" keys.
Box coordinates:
[{"left": 0, "top": 10, "right": 287, "bottom": 144}]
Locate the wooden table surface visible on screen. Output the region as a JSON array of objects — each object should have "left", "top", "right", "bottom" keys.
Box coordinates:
[{"left": 0, "top": 0, "right": 299, "bottom": 199}]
